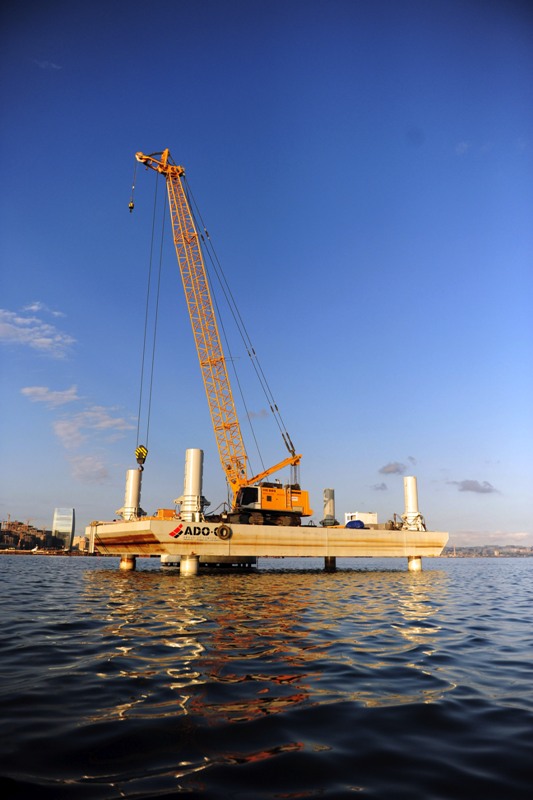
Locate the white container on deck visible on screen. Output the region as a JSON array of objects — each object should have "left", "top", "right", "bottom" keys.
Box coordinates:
[{"left": 345, "top": 511, "right": 378, "bottom": 526}]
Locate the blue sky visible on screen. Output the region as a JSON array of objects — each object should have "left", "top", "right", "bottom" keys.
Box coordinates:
[{"left": 1, "top": 0, "right": 532, "bottom": 546}]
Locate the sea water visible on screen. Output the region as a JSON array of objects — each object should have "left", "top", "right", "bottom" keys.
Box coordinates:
[{"left": 0, "top": 555, "right": 531, "bottom": 799}]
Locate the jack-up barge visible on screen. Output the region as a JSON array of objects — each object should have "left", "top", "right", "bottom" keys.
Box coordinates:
[{"left": 87, "top": 150, "right": 447, "bottom": 571}]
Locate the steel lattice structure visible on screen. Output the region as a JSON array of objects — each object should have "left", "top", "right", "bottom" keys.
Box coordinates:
[{"left": 136, "top": 150, "right": 247, "bottom": 498}]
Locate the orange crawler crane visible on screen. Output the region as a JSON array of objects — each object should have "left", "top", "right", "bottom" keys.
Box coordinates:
[{"left": 135, "top": 149, "right": 312, "bottom": 526}]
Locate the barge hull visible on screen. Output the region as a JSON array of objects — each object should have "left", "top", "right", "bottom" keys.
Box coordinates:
[{"left": 87, "top": 519, "right": 448, "bottom": 559}]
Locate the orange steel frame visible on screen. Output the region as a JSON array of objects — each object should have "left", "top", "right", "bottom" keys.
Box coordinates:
[
  {"left": 136, "top": 149, "right": 306, "bottom": 514},
  {"left": 136, "top": 150, "right": 247, "bottom": 498}
]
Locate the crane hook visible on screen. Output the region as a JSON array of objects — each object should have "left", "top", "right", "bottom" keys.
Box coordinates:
[
  {"left": 135, "top": 445, "right": 148, "bottom": 469},
  {"left": 129, "top": 160, "right": 137, "bottom": 213}
]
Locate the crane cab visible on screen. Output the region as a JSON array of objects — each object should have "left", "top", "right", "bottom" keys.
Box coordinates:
[{"left": 234, "top": 483, "right": 313, "bottom": 526}]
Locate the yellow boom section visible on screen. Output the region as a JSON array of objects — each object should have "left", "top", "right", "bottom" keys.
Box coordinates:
[{"left": 136, "top": 150, "right": 247, "bottom": 498}]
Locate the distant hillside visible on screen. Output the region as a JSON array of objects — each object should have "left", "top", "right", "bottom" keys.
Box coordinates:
[{"left": 443, "top": 545, "right": 533, "bottom": 557}]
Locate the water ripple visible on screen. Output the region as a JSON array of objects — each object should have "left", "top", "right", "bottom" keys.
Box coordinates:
[{"left": 1, "top": 556, "right": 532, "bottom": 798}]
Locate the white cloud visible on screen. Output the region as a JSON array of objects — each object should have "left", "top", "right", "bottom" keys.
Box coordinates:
[
  {"left": 379, "top": 461, "right": 406, "bottom": 475},
  {"left": 34, "top": 60, "right": 62, "bottom": 70},
  {"left": 449, "top": 479, "right": 499, "bottom": 494},
  {"left": 80, "top": 406, "right": 135, "bottom": 432},
  {"left": 247, "top": 408, "right": 269, "bottom": 419},
  {"left": 0, "top": 307, "right": 74, "bottom": 358},
  {"left": 69, "top": 455, "right": 109, "bottom": 484},
  {"left": 53, "top": 406, "right": 135, "bottom": 449},
  {"left": 23, "top": 301, "right": 64, "bottom": 318},
  {"left": 7, "top": 303, "right": 133, "bottom": 486},
  {"left": 21, "top": 385, "right": 80, "bottom": 408},
  {"left": 53, "top": 417, "right": 87, "bottom": 449},
  {"left": 455, "top": 141, "right": 471, "bottom": 156}
]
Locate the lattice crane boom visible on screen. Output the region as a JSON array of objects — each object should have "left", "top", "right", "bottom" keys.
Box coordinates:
[
  {"left": 135, "top": 150, "right": 247, "bottom": 499},
  {"left": 135, "top": 149, "right": 312, "bottom": 523}
]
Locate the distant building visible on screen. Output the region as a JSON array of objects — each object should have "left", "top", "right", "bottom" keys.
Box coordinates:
[
  {"left": 0, "top": 519, "right": 49, "bottom": 550},
  {"left": 52, "top": 508, "right": 75, "bottom": 550},
  {"left": 72, "top": 535, "right": 88, "bottom": 552}
]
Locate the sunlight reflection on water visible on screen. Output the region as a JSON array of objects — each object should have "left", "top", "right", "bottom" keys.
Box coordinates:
[{"left": 1, "top": 556, "right": 532, "bottom": 798}]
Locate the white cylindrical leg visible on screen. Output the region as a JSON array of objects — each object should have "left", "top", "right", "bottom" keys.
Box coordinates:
[
  {"left": 180, "top": 555, "right": 199, "bottom": 576},
  {"left": 322, "top": 488, "right": 336, "bottom": 526},
  {"left": 184, "top": 449, "right": 203, "bottom": 496},
  {"left": 161, "top": 554, "right": 180, "bottom": 567},
  {"left": 404, "top": 476, "right": 419, "bottom": 516},
  {"left": 402, "top": 476, "right": 426, "bottom": 531},
  {"left": 175, "top": 449, "right": 204, "bottom": 522},
  {"left": 117, "top": 469, "right": 142, "bottom": 520},
  {"left": 119, "top": 554, "right": 136, "bottom": 571},
  {"left": 88, "top": 524, "right": 97, "bottom": 554},
  {"left": 407, "top": 556, "right": 422, "bottom": 572}
]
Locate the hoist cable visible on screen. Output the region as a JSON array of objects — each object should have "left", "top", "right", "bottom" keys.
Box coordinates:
[
  {"left": 204, "top": 228, "right": 292, "bottom": 452},
  {"left": 186, "top": 179, "right": 290, "bottom": 439},
  {"left": 136, "top": 172, "right": 160, "bottom": 447},
  {"left": 183, "top": 186, "right": 264, "bottom": 475},
  {"left": 145, "top": 196, "right": 166, "bottom": 445},
  {"left": 129, "top": 162, "right": 137, "bottom": 212},
  {"left": 184, "top": 177, "right": 296, "bottom": 456},
  {"left": 206, "top": 266, "right": 266, "bottom": 478},
  {"left": 182, "top": 183, "right": 266, "bottom": 475}
]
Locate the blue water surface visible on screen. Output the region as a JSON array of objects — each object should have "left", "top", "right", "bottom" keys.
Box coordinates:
[{"left": 0, "top": 555, "right": 532, "bottom": 799}]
